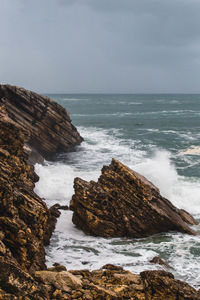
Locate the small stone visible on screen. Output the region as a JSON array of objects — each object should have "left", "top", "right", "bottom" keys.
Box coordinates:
[{"left": 150, "top": 256, "right": 172, "bottom": 269}]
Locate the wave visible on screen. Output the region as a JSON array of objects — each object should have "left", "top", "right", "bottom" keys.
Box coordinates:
[
  {"left": 180, "top": 146, "right": 200, "bottom": 155},
  {"left": 34, "top": 126, "right": 200, "bottom": 288}
]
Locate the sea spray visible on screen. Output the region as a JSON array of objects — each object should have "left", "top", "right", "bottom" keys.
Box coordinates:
[{"left": 35, "top": 94, "right": 200, "bottom": 288}]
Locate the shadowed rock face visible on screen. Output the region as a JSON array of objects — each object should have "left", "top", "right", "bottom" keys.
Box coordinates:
[
  {"left": 0, "top": 84, "right": 83, "bottom": 161},
  {"left": 70, "top": 158, "right": 197, "bottom": 238}
]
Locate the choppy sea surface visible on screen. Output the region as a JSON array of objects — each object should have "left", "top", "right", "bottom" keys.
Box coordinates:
[{"left": 35, "top": 94, "right": 200, "bottom": 288}]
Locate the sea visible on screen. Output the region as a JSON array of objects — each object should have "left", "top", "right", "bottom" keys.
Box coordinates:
[{"left": 34, "top": 94, "right": 200, "bottom": 288}]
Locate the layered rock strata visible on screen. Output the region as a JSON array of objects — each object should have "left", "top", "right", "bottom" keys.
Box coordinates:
[
  {"left": 70, "top": 158, "right": 197, "bottom": 237},
  {"left": 0, "top": 84, "right": 83, "bottom": 161},
  {"left": 0, "top": 106, "right": 58, "bottom": 298}
]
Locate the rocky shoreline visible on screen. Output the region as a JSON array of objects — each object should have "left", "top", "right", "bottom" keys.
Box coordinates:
[{"left": 0, "top": 85, "right": 199, "bottom": 299}]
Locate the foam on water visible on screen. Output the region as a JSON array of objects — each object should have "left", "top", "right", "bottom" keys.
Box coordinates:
[
  {"left": 180, "top": 146, "right": 200, "bottom": 155},
  {"left": 35, "top": 126, "right": 200, "bottom": 288}
]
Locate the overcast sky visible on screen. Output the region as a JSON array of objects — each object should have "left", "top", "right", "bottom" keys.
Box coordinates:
[{"left": 1, "top": 0, "right": 200, "bottom": 93}]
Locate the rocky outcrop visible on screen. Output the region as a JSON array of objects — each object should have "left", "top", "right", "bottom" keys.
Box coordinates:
[
  {"left": 70, "top": 158, "right": 197, "bottom": 238},
  {"left": 34, "top": 265, "right": 200, "bottom": 299},
  {"left": 0, "top": 106, "right": 58, "bottom": 298},
  {"left": 0, "top": 84, "right": 83, "bottom": 161}
]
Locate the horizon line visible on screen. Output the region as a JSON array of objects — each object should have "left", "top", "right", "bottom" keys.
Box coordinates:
[{"left": 42, "top": 92, "right": 200, "bottom": 95}]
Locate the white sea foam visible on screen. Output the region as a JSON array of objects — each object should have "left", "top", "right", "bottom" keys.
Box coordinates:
[
  {"left": 35, "top": 126, "right": 200, "bottom": 288},
  {"left": 180, "top": 146, "right": 200, "bottom": 155}
]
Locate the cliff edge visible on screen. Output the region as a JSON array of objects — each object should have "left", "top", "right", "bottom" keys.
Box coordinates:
[{"left": 0, "top": 84, "right": 83, "bottom": 161}]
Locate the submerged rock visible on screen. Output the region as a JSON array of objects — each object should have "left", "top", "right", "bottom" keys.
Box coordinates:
[
  {"left": 70, "top": 158, "right": 197, "bottom": 238},
  {"left": 0, "top": 84, "right": 83, "bottom": 161}
]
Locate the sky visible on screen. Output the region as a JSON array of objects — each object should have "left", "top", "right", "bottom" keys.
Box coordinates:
[{"left": 1, "top": 0, "right": 200, "bottom": 93}]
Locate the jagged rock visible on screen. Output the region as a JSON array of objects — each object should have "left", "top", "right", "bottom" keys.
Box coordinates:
[
  {"left": 67, "top": 268, "right": 199, "bottom": 300},
  {"left": 0, "top": 106, "right": 59, "bottom": 297},
  {"left": 70, "top": 158, "right": 197, "bottom": 238},
  {"left": 140, "top": 270, "right": 200, "bottom": 300},
  {"left": 0, "top": 84, "right": 83, "bottom": 161}
]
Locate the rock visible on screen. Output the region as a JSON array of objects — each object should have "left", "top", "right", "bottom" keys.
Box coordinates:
[
  {"left": 141, "top": 270, "right": 200, "bottom": 300},
  {"left": 150, "top": 256, "right": 172, "bottom": 269},
  {"left": 48, "top": 264, "right": 67, "bottom": 272},
  {"left": 0, "top": 260, "right": 49, "bottom": 299},
  {"left": 68, "top": 267, "right": 199, "bottom": 300},
  {"left": 0, "top": 106, "right": 58, "bottom": 298},
  {"left": 59, "top": 205, "right": 69, "bottom": 210},
  {"left": 34, "top": 270, "right": 82, "bottom": 292},
  {"left": 24, "top": 144, "right": 45, "bottom": 165},
  {"left": 101, "top": 264, "right": 124, "bottom": 271},
  {"left": 0, "top": 84, "right": 83, "bottom": 161},
  {"left": 179, "top": 209, "right": 198, "bottom": 225},
  {"left": 70, "top": 158, "right": 197, "bottom": 238}
]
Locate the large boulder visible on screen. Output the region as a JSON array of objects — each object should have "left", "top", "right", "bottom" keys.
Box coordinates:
[
  {"left": 0, "top": 84, "right": 83, "bottom": 161},
  {"left": 70, "top": 158, "right": 197, "bottom": 237}
]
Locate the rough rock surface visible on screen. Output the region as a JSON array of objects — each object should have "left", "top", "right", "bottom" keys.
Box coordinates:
[
  {"left": 0, "top": 84, "right": 83, "bottom": 161},
  {"left": 34, "top": 265, "right": 200, "bottom": 299},
  {"left": 0, "top": 106, "right": 58, "bottom": 298},
  {"left": 70, "top": 158, "right": 197, "bottom": 237}
]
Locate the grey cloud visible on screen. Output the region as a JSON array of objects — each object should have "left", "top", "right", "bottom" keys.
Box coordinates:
[{"left": 0, "top": 0, "right": 200, "bottom": 93}]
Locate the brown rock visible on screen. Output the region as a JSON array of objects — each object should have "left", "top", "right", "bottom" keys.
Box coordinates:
[
  {"left": 141, "top": 270, "right": 200, "bottom": 300},
  {"left": 0, "top": 84, "right": 83, "bottom": 161},
  {"left": 70, "top": 158, "right": 197, "bottom": 238},
  {"left": 101, "top": 264, "right": 124, "bottom": 271},
  {"left": 150, "top": 256, "right": 172, "bottom": 269},
  {"left": 0, "top": 106, "right": 58, "bottom": 298},
  {"left": 69, "top": 267, "right": 199, "bottom": 300},
  {"left": 34, "top": 270, "right": 82, "bottom": 292}
]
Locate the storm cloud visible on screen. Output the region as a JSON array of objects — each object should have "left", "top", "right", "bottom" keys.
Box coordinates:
[{"left": 1, "top": 0, "right": 200, "bottom": 93}]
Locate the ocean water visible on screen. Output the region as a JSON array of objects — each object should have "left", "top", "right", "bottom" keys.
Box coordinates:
[{"left": 35, "top": 94, "right": 200, "bottom": 288}]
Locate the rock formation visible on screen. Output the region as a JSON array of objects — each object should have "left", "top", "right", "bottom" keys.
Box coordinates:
[
  {"left": 70, "top": 158, "right": 197, "bottom": 238},
  {"left": 0, "top": 106, "right": 59, "bottom": 298},
  {"left": 34, "top": 265, "right": 200, "bottom": 299},
  {"left": 0, "top": 85, "right": 199, "bottom": 299},
  {"left": 0, "top": 84, "right": 83, "bottom": 161}
]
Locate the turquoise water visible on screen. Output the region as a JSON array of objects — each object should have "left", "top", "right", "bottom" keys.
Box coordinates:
[{"left": 35, "top": 94, "right": 200, "bottom": 288}]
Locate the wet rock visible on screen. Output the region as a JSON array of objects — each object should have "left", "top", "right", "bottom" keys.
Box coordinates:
[
  {"left": 101, "top": 264, "right": 124, "bottom": 271},
  {"left": 59, "top": 205, "right": 69, "bottom": 210},
  {"left": 0, "top": 84, "right": 83, "bottom": 161},
  {"left": 150, "top": 256, "right": 172, "bottom": 269},
  {"left": 70, "top": 158, "right": 197, "bottom": 238}
]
